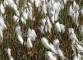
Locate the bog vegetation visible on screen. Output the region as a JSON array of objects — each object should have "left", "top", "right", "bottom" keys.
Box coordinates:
[{"left": 0, "top": 0, "right": 83, "bottom": 60}]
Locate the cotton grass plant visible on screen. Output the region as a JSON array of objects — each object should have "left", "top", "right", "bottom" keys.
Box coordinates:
[{"left": 0, "top": 0, "right": 83, "bottom": 60}]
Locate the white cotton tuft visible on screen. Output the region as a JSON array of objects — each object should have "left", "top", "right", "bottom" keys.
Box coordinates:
[
  {"left": 0, "top": 17, "right": 7, "bottom": 29},
  {"left": 46, "top": 51, "right": 57, "bottom": 60},
  {"left": 41, "top": 37, "right": 50, "bottom": 49},
  {"left": 73, "top": 11, "right": 79, "bottom": 27},
  {"left": 68, "top": 28, "right": 74, "bottom": 34},
  {"left": 47, "top": 18, "right": 52, "bottom": 33},
  {"left": 16, "top": 0, "right": 19, "bottom": 5},
  {"left": 21, "top": 17, "right": 26, "bottom": 24},
  {"left": 80, "top": 25, "right": 83, "bottom": 36},
  {"left": 81, "top": 6, "right": 83, "bottom": 15},
  {"left": 50, "top": 11, "right": 55, "bottom": 17},
  {"left": 77, "top": 53, "right": 81, "bottom": 60},
  {"left": 49, "top": 43, "right": 57, "bottom": 54},
  {"left": 42, "top": 2, "right": 47, "bottom": 14},
  {"left": 73, "top": 56, "right": 79, "bottom": 60},
  {"left": 0, "top": 26, "right": 3, "bottom": 42},
  {"left": 9, "top": 56, "right": 14, "bottom": 60},
  {"left": 60, "top": 24, "right": 65, "bottom": 33},
  {"left": 7, "top": 48, "right": 14, "bottom": 60},
  {"left": 45, "top": 24, "right": 48, "bottom": 32},
  {"left": 9, "top": 0, "right": 17, "bottom": 10},
  {"left": 51, "top": 15, "right": 55, "bottom": 23},
  {"left": 28, "top": 2, "right": 32, "bottom": 11},
  {"left": 63, "top": 0, "right": 67, "bottom": 4},
  {"left": 27, "top": 38, "right": 33, "bottom": 48},
  {"left": 28, "top": 11, "right": 33, "bottom": 20},
  {"left": 4, "top": 0, "right": 9, "bottom": 6},
  {"left": 58, "top": 49, "right": 66, "bottom": 60},
  {"left": 72, "top": 40, "right": 77, "bottom": 55},
  {"left": 22, "top": 11, "right": 28, "bottom": 20},
  {"left": 0, "top": 3, "right": 5, "bottom": 14},
  {"left": 13, "top": 15, "right": 19, "bottom": 23},
  {"left": 15, "top": 25, "right": 21, "bottom": 36},
  {"left": 4, "top": 0, "right": 17, "bottom": 11},
  {"left": 54, "top": 13, "right": 59, "bottom": 21},
  {"left": 42, "top": 17, "right": 52, "bottom": 33},
  {"left": 17, "top": 35, "right": 24, "bottom": 45},
  {"left": 53, "top": 39, "right": 66, "bottom": 60},
  {"left": 27, "top": 28, "right": 37, "bottom": 41},
  {"left": 68, "top": 28, "right": 78, "bottom": 41},
  {"left": 73, "top": 1, "right": 79, "bottom": 11},
  {"left": 40, "top": 25, "right": 44, "bottom": 34},
  {"left": 7, "top": 48, "right": 11, "bottom": 57},
  {"left": 75, "top": 43, "right": 83, "bottom": 53},
  {"left": 55, "top": 22, "right": 61, "bottom": 32},
  {"left": 34, "top": 0, "right": 41, "bottom": 8},
  {"left": 15, "top": 25, "right": 23, "bottom": 45},
  {"left": 15, "top": 10, "right": 20, "bottom": 17},
  {"left": 69, "top": 1, "right": 79, "bottom": 27},
  {"left": 30, "top": 0, "right": 34, "bottom": 4},
  {"left": 53, "top": 39, "right": 60, "bottom": 50},
  {"left": 69, "top": 5, "right": 74, "bottom": 16},
  {"left": 52, "top": 2, "right": 61, "bottom": 12},
  {"left": 41, "top": 18, "right": 46, "bottom": 26},
  {"left": 69, "top": 32, "right": 78, "bottom": 41},
  {"left": 13, "top": 4, "right": 17, "bottom": 11},
  {"left": 55, "top": 23, "right": 65, "bottom": 33}
]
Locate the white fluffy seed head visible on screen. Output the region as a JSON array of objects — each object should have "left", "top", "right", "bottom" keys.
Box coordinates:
[
  {"left": 42, "top": 2, "right": 47, "bottom": 14},
  {"left": 81, "top": 6, "right": 83, "bottom": 15},
  {"left": 27, "top": 37, "right": 33, "bottom": 48},
  {"left": 27, "top": 28, "right": 37, "bottom": 41},
  {"left": 7, "top": 48, "right": 11, "bottom": 57},
  {"left": 46, "top": 51, "right": 57, "bottom": 60},
  {"left": 4, "top": 0, "right": 17, "bottom": 10},
  {"left": 53, "top": 39, "right": 60, "bottom": 50},
  {"left": 41, "top": 18, "right": 46, "bottom": 26},
  {"left": 41, "top": 37, "right": 50, "bottom": 49},
  {"left": 58, "top": 49, "right": 66, "bottom": 60},
  {"left": 55, "top": 22, "right": 61, "bottom": 32},
  {"left": 68, "top": 28, "right": 78, "bottom": 41},
  {"left": 21, "top": 17, "right": 26, "bottom": 24},
  {"left": 34, "top": 0, "right": 41, "bottom": 8},
  {"left": 9, "top": 56, "right": 14, "bottom": 60},
  {"left": 0, "top": 3, "right": 5, "bottom": 14},
  {"left": 30, "top": 0, "right": 34, "bottom": 4},
  {"left": 7, "top": 48, "right": 14, "bottom": 60},
  {"left": 15, "top": 0, "right": 19, "bottom": 5},
  {"left": 73, "top": 1, "right": 79, "bottom": 12},
  {"left": 73, "top": 56, "right": 79, "bottom": 60},
  {"left": 69, "top": 5, "right": 74, "bottom": 16},
  {"left": 60, "top": 24, "right": 65, "bottom": 33},
  {"left": 15, "top": 10, "right": 20, "bottom": 17},
  {"left": 49, "top": 43, "right": 57, "bottom": 54},
  {"left": 13, "top": 15, "right": 19, "bottom": 23},
  {"left": 17, "top": 35, "right": 24, "bottom": 45},
  {"left": 68, "top": 28, "right": 74, "bottom": 35},
  {"left": 0, "top": 17, "right": 7, "bottom": 29},
  {"left": 80, "top": 25, "right": 83, "bottom": 37},
  {"left": 40, "top": 25, "right": 44, "bottom": 34},
  {"left": 75, "top": 43, "right": 83, "bottom": 53},
  {"left": 0, "top": 26, "right": 3, "bottom": 42},
  {"left": 15, "top": 25, "right": 21, "bottom": 36},
  {"left": 15, "top": 25, "right": 24, "bottom": 45},
  {"left": 46, "top": 18, "right": 52, "bottom": 33},
  {"left": 22, "top": 11, "right": 28, "bottom": 20}
]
